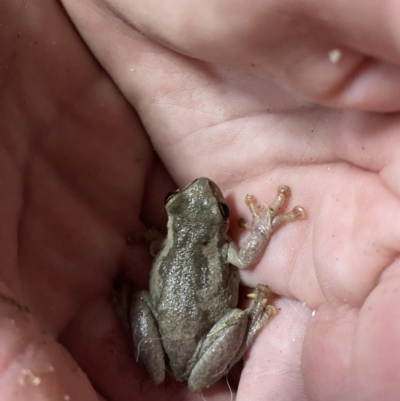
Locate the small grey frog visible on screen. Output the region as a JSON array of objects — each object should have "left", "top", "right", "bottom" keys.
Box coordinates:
[{"left": 124, "top": 178, "right": 305, "bottom": 392}]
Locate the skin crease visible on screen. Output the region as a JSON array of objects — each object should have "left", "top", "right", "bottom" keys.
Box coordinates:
[{"left": 2, "top": 0, "right": 400, "bottom": 400}]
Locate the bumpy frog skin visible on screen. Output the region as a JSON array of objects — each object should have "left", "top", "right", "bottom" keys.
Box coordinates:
[{"left": 127, "top": 178, "right": 305, "bottom": 392}]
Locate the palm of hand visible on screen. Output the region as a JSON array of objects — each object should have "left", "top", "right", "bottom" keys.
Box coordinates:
[{"left": 2, "top": 1, "right": 400, "bottom": 401}]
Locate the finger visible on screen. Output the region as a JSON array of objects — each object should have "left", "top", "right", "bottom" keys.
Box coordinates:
[
  {"left": 0, "top": 287, "right": 97, "bottom": 400},
  {"left": 228, "top": 160, "right": 400, "bottom": 308},
  {"left": 237, "top": 297, "right": 309, "bottom": 401},
  {"left": 303, "top": 260, "right": 400, "bottom": 401},
  {"left": 319, "top": 111, "right": 400, "bottom": 199},
  {"left": 88, "top": 0, "right": 400, "bottom": 112}
]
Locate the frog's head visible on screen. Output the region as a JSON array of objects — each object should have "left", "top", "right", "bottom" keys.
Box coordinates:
[{"left": 164, "top": 178, "right": 230, "bottom": 231}]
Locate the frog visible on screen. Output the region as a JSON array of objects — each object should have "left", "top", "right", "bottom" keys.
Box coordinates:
[{"left": 124, "top": 177, "right": 305, "bottom": 393}]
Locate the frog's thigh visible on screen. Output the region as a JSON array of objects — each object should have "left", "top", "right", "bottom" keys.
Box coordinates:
[
  {"left": 188, "top": 308, "right": 248, "bottom": 393},
  {"left": 130, "top": 291, "right": 165, "bottom": 384}
]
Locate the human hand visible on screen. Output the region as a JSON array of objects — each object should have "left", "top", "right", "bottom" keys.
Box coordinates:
[{"left": 3, "top": 0, "right": 400, "bottom": 400}]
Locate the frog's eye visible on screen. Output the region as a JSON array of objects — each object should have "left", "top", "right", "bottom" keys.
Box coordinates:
[
  {"left": 218, "top": 202, "right": 230, "bottom": 219},
  {"left": 165, "top": 189, "right": 180, "bottom": 204}
]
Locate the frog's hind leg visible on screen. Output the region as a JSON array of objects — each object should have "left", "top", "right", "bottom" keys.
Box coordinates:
[
  {"left": 130, "top": 291, "right": 166, "bottom": 385},
  {"left": 187, "top": 285, "right": 275, "bottom": 393},
  {"left": 187, "top": 308, "right": 249, "bottom": 392}
]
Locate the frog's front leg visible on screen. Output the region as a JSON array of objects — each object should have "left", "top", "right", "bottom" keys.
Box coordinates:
[
  {"left": 130, "top": 291, "right": 166, "bottom": 385},
  {"left": 187, "top": 285, "right": 274, "bottom": 393},
  {"left": 228, "top": 185, "right": 305, "bottom": 269}
]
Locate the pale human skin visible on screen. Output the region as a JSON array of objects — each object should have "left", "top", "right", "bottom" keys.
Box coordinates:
[{"left": 2, "top": 1, "right": 400, "bottom": 401}]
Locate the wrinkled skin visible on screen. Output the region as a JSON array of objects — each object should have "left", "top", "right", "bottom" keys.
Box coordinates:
[{"left": 2, "top": 1, "right": 400, "bottom": 401}]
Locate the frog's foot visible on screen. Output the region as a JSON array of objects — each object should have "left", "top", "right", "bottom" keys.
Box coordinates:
[
  {"left": 223, "top": 284, "right": 275, "bottom": 372},
  {"left": 130, "top": 291, "right": 166, "bottom": 385},
  {"left": 231, "top": 185, "right": 305, "bottom": 269},
  {"left": 239, "top": 185, "right": 305, "bottom": 232},
  {"left": 245, "top": 284, "right": 276, "bottom": 347}
]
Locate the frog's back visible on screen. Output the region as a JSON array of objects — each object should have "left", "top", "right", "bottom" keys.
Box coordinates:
[{"left": 149, "top": 240, "right": 239, "bottom": 380}]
